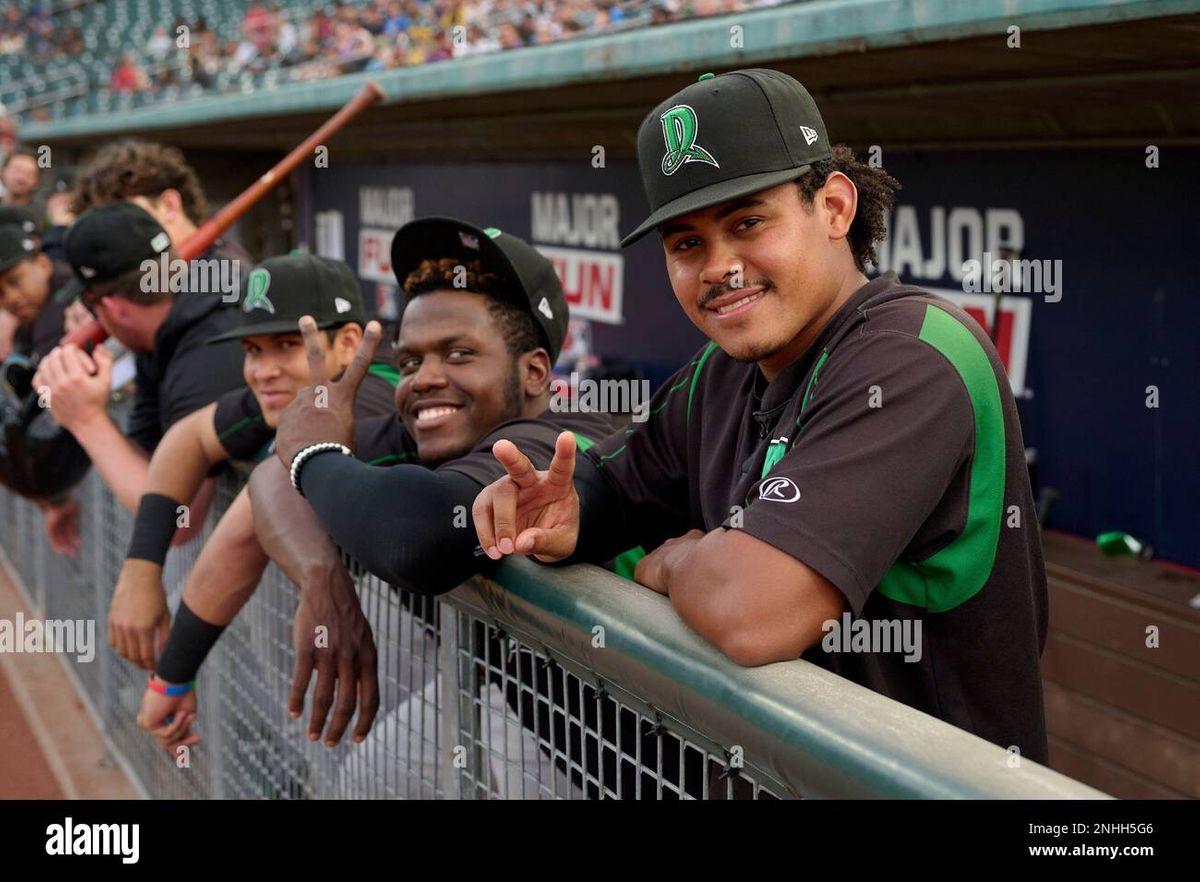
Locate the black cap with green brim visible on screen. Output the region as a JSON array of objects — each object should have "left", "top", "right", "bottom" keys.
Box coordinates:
[
  {"left": 207, "top": 253, "right": 367, "bottom": 343},
  {"left": 390, "top": 217, "right": 568, "bottom": 363},
  {"left": 56, "top": 201, "right": 172, "bottom": 304},
  {"left": 621, "top": 68, "right": 833, "bottom": 247}
]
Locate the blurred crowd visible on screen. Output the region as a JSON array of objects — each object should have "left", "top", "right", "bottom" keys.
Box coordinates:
[
  {"left": 0, "top": 4, "right": 86, "bottom": 58},
  {"left": 105, "top": 0, "right": 781, "bottom": 93}
]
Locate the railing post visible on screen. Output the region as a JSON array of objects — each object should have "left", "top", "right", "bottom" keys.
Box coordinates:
[
  {"left": 89, "top": 474, "right": 111, "bottom": 732},
  {"left": 438, "top": 601, "right": 475, "bottom": 800},
  {"left": 437, "top": 601, "right": 460, "bottom": 799}
]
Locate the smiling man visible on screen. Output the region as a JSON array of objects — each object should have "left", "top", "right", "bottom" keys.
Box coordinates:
[
  {"left": 470, "top": 69, "right": 1050, "bottom": 764},
  {"left": 138, "top": 218, "right": 620, "bottom": 753},
  {"left": 112, "top": 253, "right": 396, "bottom": 671}
]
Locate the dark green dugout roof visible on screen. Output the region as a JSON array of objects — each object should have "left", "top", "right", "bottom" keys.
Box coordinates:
[{"left": 25, "top": 0, "right": 1200, "bottom": 157}]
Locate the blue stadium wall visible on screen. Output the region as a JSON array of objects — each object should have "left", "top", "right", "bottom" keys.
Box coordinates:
[{"left": 303, "top": 147, "right": 1199, "bottom": 567}]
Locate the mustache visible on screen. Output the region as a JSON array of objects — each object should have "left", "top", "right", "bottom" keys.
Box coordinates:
[{"left": 700, "top": 278, "right": 773, "bottom": 308}]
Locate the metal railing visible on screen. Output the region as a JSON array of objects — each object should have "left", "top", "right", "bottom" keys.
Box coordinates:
[{"left": 0, "top": 468, "right": 1108, "bottom": 799}]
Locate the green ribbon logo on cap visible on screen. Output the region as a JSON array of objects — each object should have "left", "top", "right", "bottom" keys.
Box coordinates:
[
  {"left": 243, "top": 268, "right": 275, "bottom": 314},
  {"left": 659, "top": 104, "right": 719, "bottom": 176}
]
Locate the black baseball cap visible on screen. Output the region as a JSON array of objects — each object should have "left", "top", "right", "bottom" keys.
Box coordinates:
[
  {"left": 390, "top": 217, "right": 568, "bottom": 362},
  {"left": 0, "top": 205, "right": 41, "bottom": 237},
  {"left": 57, "top": 201, "right": 172, "bottom": 303},
  {"left": 622, "top": 69, "right": 833, "bottom": 247},
  {"left": 208, "top": 253, "right": 367, "bottom": 343},
  {"left": 0, "top": 223, "right": 41, "bottom": 274}
]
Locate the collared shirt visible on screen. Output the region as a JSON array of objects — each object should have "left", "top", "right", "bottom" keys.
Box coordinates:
[
  {"left": 582, "top": 271, "right": 1049, "bottom": 763},
  {"left": 213, "top": 361, "right": 399, "bottom": 462}
]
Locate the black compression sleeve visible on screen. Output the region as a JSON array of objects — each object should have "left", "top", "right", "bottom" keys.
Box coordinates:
[
  {"left": 156, "top": 600, "right": 226, "bottom": 684},
  {"left": 127, "top": 493, "right": 183, "bottom": 565},
  {"left": 298, "top": 451, "right": 495, "bottom": 594}
]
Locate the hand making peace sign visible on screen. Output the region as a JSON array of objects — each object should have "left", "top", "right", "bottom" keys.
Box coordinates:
[
  {"left": 274, "top": 315, "right": 382, "bottom": 470},
  {"left": 472, "top": 430, "right": 582, "bottom": 563}
]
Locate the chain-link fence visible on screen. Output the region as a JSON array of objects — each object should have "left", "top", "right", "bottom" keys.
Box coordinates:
[{"left": 0, "top": 468, "right": 1106, "bottom": 800}]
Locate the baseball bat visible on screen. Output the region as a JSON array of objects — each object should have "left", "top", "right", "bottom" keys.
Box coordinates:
[{"left": 61, "top": 80, "right": 387, "bottom": 349}]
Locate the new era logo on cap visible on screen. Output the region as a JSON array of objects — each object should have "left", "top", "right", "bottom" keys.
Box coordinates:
[
  {"left": 390, "top": 217, "right": 568, "bottom": 363},
  {"left": 334, "top": 297, "right": 352, "bottom": 314},
  {"left": 150, "top": 231, "right": 170, "bottom": 253},
  {"left": 79, "top": 266, "right": 96, "bottom": 279},
  {"left": 623, "top": 69, "right": 834, "bottom": 247}
]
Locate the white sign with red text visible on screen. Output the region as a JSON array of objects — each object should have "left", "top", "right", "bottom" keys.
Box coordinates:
[
  {"left": 358, "top": 227, "right": 394, "bottom": 284},
  {"left": 537, "top": 246, "right": 624, "bottom": 325}
]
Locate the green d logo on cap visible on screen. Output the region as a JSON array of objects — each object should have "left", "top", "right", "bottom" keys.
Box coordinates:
[
  {"left": 243, "top": 268, "right": 275, "bottom": 314},
  {"left": 660, "top": 104, "right": 719, "bottom": 176}
]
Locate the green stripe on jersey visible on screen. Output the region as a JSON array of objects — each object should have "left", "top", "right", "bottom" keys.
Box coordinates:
[
  {"left": 572, "top": 431, "right": 644, "bottom": 578},
  {"left": 596, "top": 343, "right": 719, "bottom": 467},
  {"left": 799, "top": 348, "right": 829, "bottom": 416},
  {"left": 366, "top": 451, "right": 417, "bottom": 466},
  {"left": 687, "top": 342, "right": 720, "bottom": 421},
  {"left": 217, "top": 412, "right": 264, "bottom": 442},
  {"left": 368, "top": 363, "right": 401, "bottom": 387},
  {"left": 878, "top": 304, "right": 1006, "bottom": 613},
  {"left": 760, "top": 347, "right": 830, "bottom": 480}
]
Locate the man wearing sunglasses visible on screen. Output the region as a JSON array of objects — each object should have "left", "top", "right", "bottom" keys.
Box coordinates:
[{"left": 31, "top": 201, "right": 246, "bottom": 520}]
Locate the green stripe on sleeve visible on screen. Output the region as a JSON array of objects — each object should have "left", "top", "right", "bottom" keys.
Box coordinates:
[
  {"left": 367, "top": 363, "right": 401, "bottom": 387},
  {"left": 217, "top": 412, "right": 264, "bottom": 442},
  {"left": 878, "top": 304, "right": 1006, "bottom": 613},
  {"left": 365, "top": 451, "right": 417, "bottom": 466}
]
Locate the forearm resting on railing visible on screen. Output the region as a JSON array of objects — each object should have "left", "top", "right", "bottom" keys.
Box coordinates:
[
  {"left": 155, "top": 488, "right": 268, "bottom": 684},
  {"left": 128, "top": 404, "right": 227, "bottom": 566},
  {"left": 291, "top": 450, "right": 491, "bottom": 594},
  {"left": 182, "top": 488, "right": 269, "bottom": 625},
  {"left": 69, "top": 409, "right": 151, "bottom": 514},
  {"left": 247, "top": 456, "right": 353, "bottom": 595}
]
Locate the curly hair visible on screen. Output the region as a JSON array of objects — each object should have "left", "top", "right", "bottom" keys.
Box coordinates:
[
  {"left": 70, "top": 140, "right": 209, "bottom": 224},
  {"left": 796, "top": 144, "right": 901, "bottom": 273},
  {"left": 402, "top": 258, "right": 544, "bottom": 356}
]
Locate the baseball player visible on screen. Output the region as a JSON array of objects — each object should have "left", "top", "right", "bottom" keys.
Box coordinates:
[
  {"left": 0, "top": 220, "right": 69, "bottom": 359},
  {"left": 31, "top": 202, "right": 246, "bottom": 515},
  {"left": 69, "top": 139, "right": 250, "bottom": 271},
  {"left": 138, "top": 218, "right": 618, "bottom": 754},
  {"left": 470, "top": 69, "right": 1050, "bottom": 764},
  {"left": 58, "top": 138, "right": 252, "bottom": 344},
  {"left": 0, "top": 214, "right": 79, "bottom": 554},
  {"left": 112, "top": 253, "right": 398, "bottom": 672}
]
